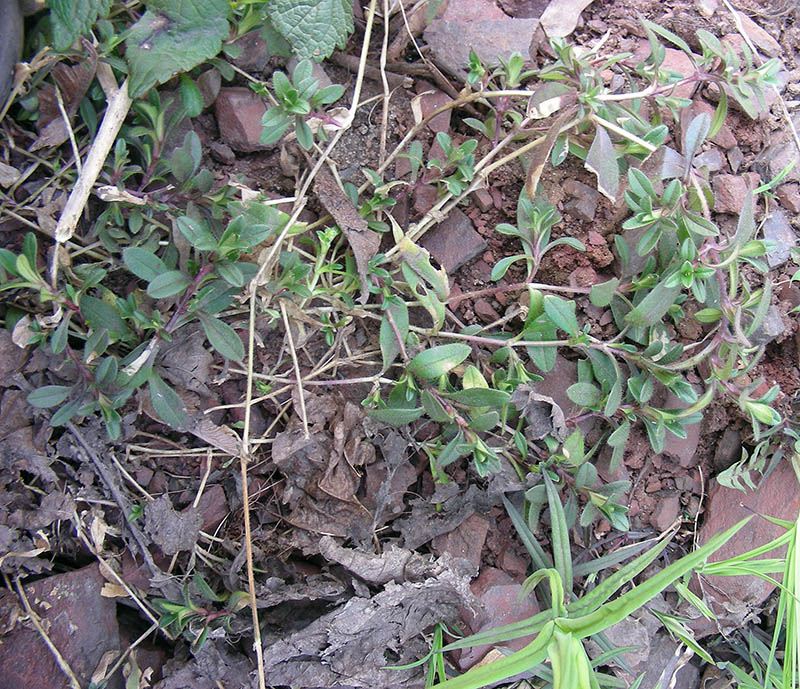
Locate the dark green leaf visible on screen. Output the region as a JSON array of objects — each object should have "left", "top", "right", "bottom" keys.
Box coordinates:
[
  {"left": 179, "top": 74, "right": 204, "bottom": 117},
  {"left": 147, "top": 270, "right": 192, "bottom": 299},
  {"left": 544, "top": 473, "right": 572, "bottom": 595},
  {"left": 201, "top": 316, "right": 244, "bottom": 361},
  {"left": 177, "top": 216, "right": 218, "bottom": 251},
  {"left": 123, "top": 247, "right": 168, "bottom": 282},
  {"left": 407, "top": 343, "right": 471, "bottom": 380},
  {"left": 125, "top": 0, "right": 232, "bottom": 99},
  {"left": 148, "top": 372, "right": 189, "bottom": 430},
  {"left": 51, "top": 0, "right": 110, "bottom": 51},
  {"left": 625, "top": 283, "right": 681, "bottom": 328},
  {"left": 80, "top": 296, "right": 131, "bottom": 339},
  {"left": 28, "top": 385, "right": 73, "bottom": 408},
  {"left": 50, "top": 317, "right": 70, "bottom": 355}
]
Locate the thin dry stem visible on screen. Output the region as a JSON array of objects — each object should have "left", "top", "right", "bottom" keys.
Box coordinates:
[{"left": 281, "top": 299, "right": 310, "bottom": 439}]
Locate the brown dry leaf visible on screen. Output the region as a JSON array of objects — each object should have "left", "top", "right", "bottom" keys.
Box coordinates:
[
  {"left": 510, "top": 384, "right": 568, "bottom": 441},
  {"left": 539, "top": 0, "right": 594, "bottom": 38},
  {"left": 144, "top": 496, "right": 202, "bottom": 556},
  {"left": 315, "top": 166, "right": 379, "bottom": 304},
  {"left": 32, "top": 42, "right": 98, "bottom": 151}
]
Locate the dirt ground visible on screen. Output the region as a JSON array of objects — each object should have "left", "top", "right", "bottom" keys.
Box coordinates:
[{"left": 1, "top": 0, "right": 800, "bottom": 688}]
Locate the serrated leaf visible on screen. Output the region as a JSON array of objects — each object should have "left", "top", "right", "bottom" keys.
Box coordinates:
[
  {"left": 585, "top": 125, "right": 619, "bottom": 200},
  {"left": 28, "top": 385, "right": 74, "bottom": 408},
  {"left": 125, "top": 0, "right": 232, "bottom": 99},
  {"left": 51, "top": 0, "right": 110, "bottom": 51},
  {"left": 543, "top": 295, "right": 578, "bottom": 337},
  {"left": 123, "top": 247, "right": 168, "bottom": 282},
  {"left": 267, "top": 0, "right": 354, "bottom": 61},
  {"left": 366, "top": 407, "right": 425, "bottom": 425},
  {"left": 407, "top": 343, "right": 471, "bottom": 380},
  {"left": 589, "top": 277, "right": 619, "bottom": 307},
  {"left": 201, "top": 316, "right": 244, "bottom": 361},
  {"left": 149, "top": 372, "right": 189, "bottom": 430},
  {"left": 445, "top": 388, "right": 511, "bottom": 408},
  {"left": 147, "top": 270, "right": 192, "bottom": 299}
]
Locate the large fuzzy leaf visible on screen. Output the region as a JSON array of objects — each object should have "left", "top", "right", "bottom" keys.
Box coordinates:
[{"left": 267, "top": 0, "right": 354, "bottom": 61}]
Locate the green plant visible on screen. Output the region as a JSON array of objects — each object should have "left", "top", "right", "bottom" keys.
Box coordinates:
[{"left": 152, "top": 573, "right": 248, "bottom": 651}]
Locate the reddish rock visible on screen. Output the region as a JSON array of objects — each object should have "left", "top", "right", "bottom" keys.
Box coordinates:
[
  {"left": 420, "top": 208, "right": 487, "bottom": 273},
  {"left": 473, "top": 188, "right": 494, "bottom": 212},
  {"left": 737, "top": 12, "right": 782, "bottom": 57},
  {"left": 461, "top": 568, "right": 540, "bottom": 668},
  {"left": 474, "top": 298, "right": 501, "bottom": 323},
  {"left": 412, "top": 184, "right": 439, "bottom": 215},
  {"left": 712, "top": 174, "right": 750, "bottom": 214},
  {"left": 230, "top": 31, "right": 268, "bottom": 72},
  {"left": 698, "top": 459, "right": 800, "bottom": 610},
  {"left": 777, "top": 183, "right": 800, "bottom": 213},
  {"left": 563, "top": 179, "right": 601, "bottom": 221},
  {"left": 215, "top": 87, "right": 271, "bottom": 153},
  {"left": 443, "top": 0, "right": 507, "bottom": 21},
  {"left": 433, "top": 514, "right": 489, "bottom": 570},
  {"left": 0, "top": 564, "right": 120, "bottom": 689},
  {"left": 634, "top": 42, "right": 699, "bottom": 99},
  {"left": 650, "top": 492, "right": 681, "bottom": 532},
  {"left": 662, "top": 392, "right": 701, "bottom": 468}
]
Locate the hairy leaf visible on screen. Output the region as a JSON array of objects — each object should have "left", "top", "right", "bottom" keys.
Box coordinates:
[
  {"left": 201, "top": 316, "right": 244, "bottom": 361},
  {"left": 51, "top": 0, "right": 110, "bottom": 51},
  {"left": 267, "top": 0, "right": 354, "bottom": 61}
]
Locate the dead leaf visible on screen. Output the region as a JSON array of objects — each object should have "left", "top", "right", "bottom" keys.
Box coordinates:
[
  {"left": 510, "top": 384, "right": 568, "bottom": 441},
  {"left": 526, "top": 107, "right": 577, "bottom": 199},
  {"left": 315, "top": 166, "right": 379, "bottom": 304},
  {"left": 144, "top": 496, "right": 202, "bottom": 556},
  {"left": 539, "top": 0, "right": 594, "bottom": 38},
  {"left": 585, "top": 125, "right": 619, "bottom": 200},
  {"left": 32, "top": 42, "right": 98, "bottom": 151}
]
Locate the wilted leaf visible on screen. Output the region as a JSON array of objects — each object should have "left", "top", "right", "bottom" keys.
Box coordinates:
[
  {"left": 315, "top": 166, "right": 379, "bottom": 305},
  {"left": 511, "top": 384, "right": 568, "bottom": 441},
  {"left": 526, "top": 108, "right": 577, "bottom": 199},
  {"left": 585, "top": 125, "right": 619, "bottom": 200}
]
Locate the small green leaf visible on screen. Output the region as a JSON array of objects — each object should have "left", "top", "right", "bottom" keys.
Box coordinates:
[
  {"left": 407, "top": 343, "right": 471, "bottom": 380},
  {"left": 562, "top": 428, "right": 585, "bottom": 466},
  {"left": 585, "top": 125, "right": 619, "bottom": 200},
  {"left": 80, "top": 296, "right": 131, "bottom": 339},
  {"left": 543, "top": 295, "right": 578, "bottom": 337},
  {"left": 179, "top": 74, "right": 204, "bottom": 117},
  {"left": 149, "top": 372, "right": 189, "bottom": 430},
  {"left": 366, "top": 407, "right": 425, "bottom": 425},
  {"left": 694, "top": 307, "right": 721, "bottom": 323},
  {"left": 147, "top": 271, "right": 192, "bottom": 299},
  {"left": 177, "top": 216, "right": 218, "bottom": 251},
  {"left": 28, "top": 385, "right": 73, "bottom": 408},
  {"left": 625, "top": 283, "right": 681, "bottom": 328},
  {"left": 123, "top": 247, "right": 168, "bottom": 282},
  {"left": 589, "top": 278, "right": 619, "bottom": 307},
  {"left": 201, "top": 316, "right": 244, "bottom": 361}
]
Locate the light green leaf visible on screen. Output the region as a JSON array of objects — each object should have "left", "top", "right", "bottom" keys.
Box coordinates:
[
  {"left": 366, "top": 407, "right": 425, "bottom": 425},
  {"left": 544, "top": 473, "right": 572, "bottom": 595},
  {"left": 567, "top": 382, "right": 602, "bottom": 408},
  {"left": 267, "top": 0, "right": 354, "bottom": 61},
  {"left": 589, "top": 277, "right": 619, "bottom": 307},
  {"left": 149, "top": 371, "right": 189, "bottom": 430},
  {"left": 543, "top": 295, "right": 578, "bottom": 337},
  {"left": 585, "top": 125, "right": 619, "bottom": 200},
  {"left": 147, "top": 270, "right": 192, "bottom": 299},
  {"left": 123, "top": 247, "right": 168, "bottom": 282},
  {"left": 201, "top": 316, "right": 244, "bottom": 361},
  {"left": 445, "top": 388, "right": 511, "bottom": 408},
  {"left": 51, "top": 0, "right": 110, "bottom": 51},
  {"left": 562, "top": 428, "right": 585, "bottom": 466},
  {"left": 28, "top": 385, "right": 73, "bottom": 408},
  {"left": 407, "top": 343, "right": 471, "bottom": 380},
  {"left": 179, "top": 73, "right": 204, "bottom": 117},
  {"left": 125, "top": 0, "right": 232, "bottom": 99}
]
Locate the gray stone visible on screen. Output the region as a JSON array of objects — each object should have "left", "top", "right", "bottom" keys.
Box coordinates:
[
  {"left": 755, "top": 140, "right": 800, "bottom": 185},
  {"left": 749, "top": 305, "right": 787, "bottom": 346},
  {"left": 713, "top": 428, "right": 742, "bottom": 473},
  {"left": 693, "top": 147, "right": 724, "bottom": 172},
  {"left": 727, "top": 146, "right": 744, "bottom": 173},
  {"left": 424, "top": 17, "right": 539, "bottom": 79},
  {"left": 762, "top": 208, "right": 796, "bottom": 268},
  {"left": 563, "top": 179, "right": 601, "bottom": 221},
  {"left": 420, "top": 208, "right": 487, "bottom": 273},
  {"left": 288, "top": 57, "right": 333, "bottom": 90}
]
